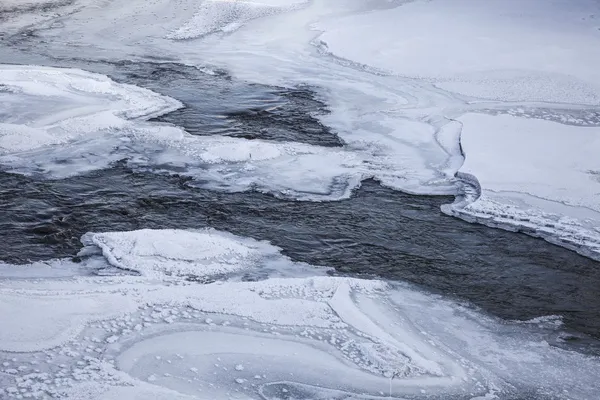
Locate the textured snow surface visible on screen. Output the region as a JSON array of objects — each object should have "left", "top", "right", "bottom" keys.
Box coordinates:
[
  {"left": 166, "top": 0, "right": 308, "bottom": 40},
  {"left": 0, "top": 229, "right": 599, "bottom": 399}
]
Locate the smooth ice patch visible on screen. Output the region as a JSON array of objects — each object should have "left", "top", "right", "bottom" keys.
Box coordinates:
[
  {"left": 61, "top": 382, "right": 197, "bottom": 400},
  {"left": 0, "top": 290, "right": 136, "bottom": 352},
  {"left": 316, "top": 0, "right": 600, "bottom": 104}
]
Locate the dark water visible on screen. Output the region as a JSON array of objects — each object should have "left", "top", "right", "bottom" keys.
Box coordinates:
[{"left": 1, "top": 168, "right": 599, "bottom": 350}]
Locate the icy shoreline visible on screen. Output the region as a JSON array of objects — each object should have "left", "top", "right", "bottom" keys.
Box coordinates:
[
  {"left": 1, "top": 228, "right": 599, "bottom": 399},
  {"left": 443, "top": 112, "right": 600, "bottom": 262}
]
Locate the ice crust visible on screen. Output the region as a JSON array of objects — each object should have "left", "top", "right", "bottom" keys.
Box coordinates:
[{"left": 0, "top": 228, "right": 599, "bottom": 399}]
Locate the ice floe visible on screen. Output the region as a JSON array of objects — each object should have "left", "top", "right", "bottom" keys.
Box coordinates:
[
  {"left": 445, "top": 113, "right": 600, "bottom": 260},
  {"left": 0, "top": 65, "right": 181, "bottom": 155},
  {"left": 0, "top": 228, "right": 599, "bottom": 399},
  {"left": 80, "top": 228, "right": 325, "bottom": 279}
]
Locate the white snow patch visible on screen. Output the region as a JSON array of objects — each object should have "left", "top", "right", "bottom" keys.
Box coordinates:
[
  {"left": 84, "top": 228, "right": 280, "bottom": 278},
  {"left": 0, "top": 228, "right": 599, "bottom": 398}
]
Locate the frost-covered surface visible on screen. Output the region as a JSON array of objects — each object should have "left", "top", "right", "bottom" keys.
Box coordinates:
[
  {"left": 1, "top": 229, "right": 599, "bottom": 399},
  {"left": 166, "top": 0, "right": 308, "bottom": 40},
  {"left": 81, "top": 228, "right": 326, "bottom": 279}
]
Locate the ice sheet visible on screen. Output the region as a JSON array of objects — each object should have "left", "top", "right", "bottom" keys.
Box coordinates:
[
  {"left": 0, "top": 228, "right": 599, "bottom": 399},
  {"left": 316, "top": 0, "right": 600, "bottom": 104},
  {"left": 446, "top": 113, "right": 600, "bottom": 260},
  {"left": 0, "top": 64, "right": 455, "bottom": 199}
]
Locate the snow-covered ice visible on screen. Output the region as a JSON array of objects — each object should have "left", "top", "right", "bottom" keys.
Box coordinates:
[
  {"left": 1, "top": 228, "right": 599, "bottom": 399},
  {"left": 84, "top": 228, "right": 283, "bottom": 278},
  {"left": 80, "top": 228, "right": 327, "bottom": 279},
  {"left": 316, "top": 0, "right": 600, "bottom": 104},
  {"left": 0, "top": 65, "right": 181, "bottom": 166},
  {"left": 166, "top": 0, "right": 308, "bottom": 40},
  {"left": 444, "top": 113, "right": 600, "bottom": 260},
  {"left": 0, "top": 64, "right": 455, "bottom": 199}
]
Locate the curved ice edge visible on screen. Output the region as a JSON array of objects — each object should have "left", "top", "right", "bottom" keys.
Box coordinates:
[{"left": 441, "top": 176, "right": 600, "bottom": 262}]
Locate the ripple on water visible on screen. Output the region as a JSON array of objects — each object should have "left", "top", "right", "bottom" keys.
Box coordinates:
[{"left": 0, "top": 169, "right": 599, "bottom": 352}]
